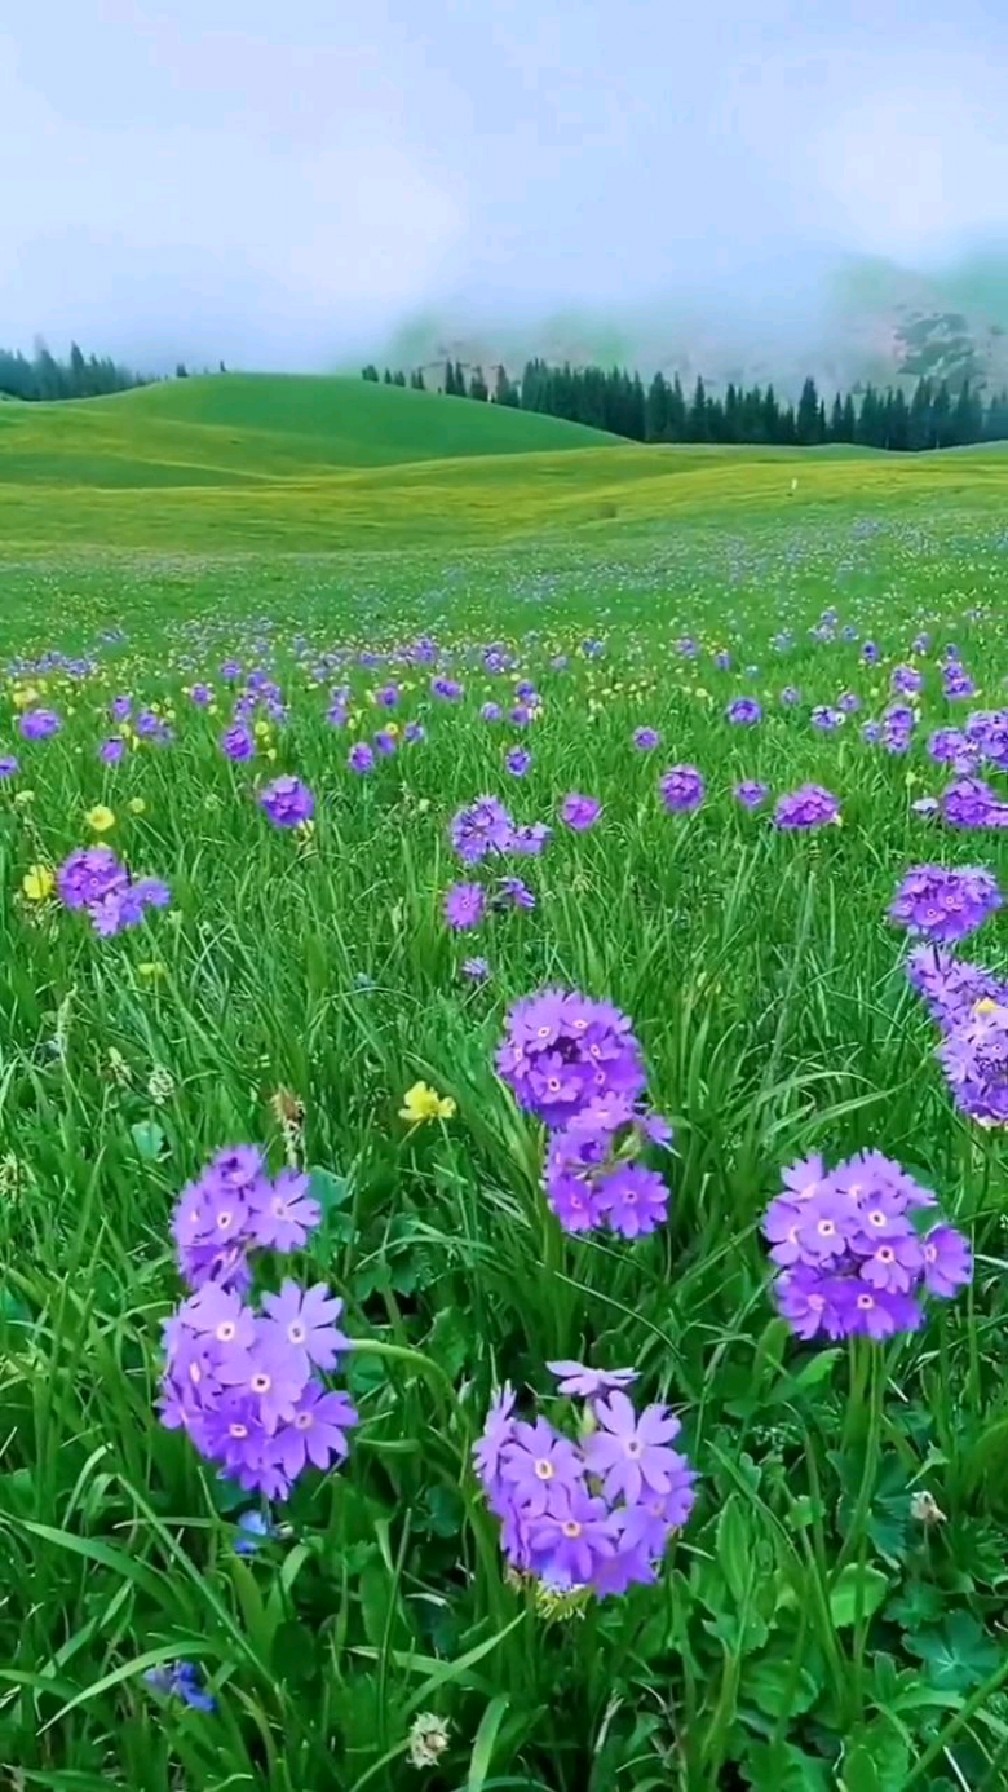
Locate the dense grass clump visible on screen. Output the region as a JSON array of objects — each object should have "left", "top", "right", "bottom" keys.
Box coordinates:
[{"left": 1, "top": 505, "right": 1008, "bottom": 1790}]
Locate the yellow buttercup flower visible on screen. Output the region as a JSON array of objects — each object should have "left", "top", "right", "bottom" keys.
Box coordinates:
[
  {"left": 22, "top": 864, "right": 54, "bottom": 902},
  {"left": 399, "top": 1081, "right": 456, "bottom": 1126},
  {"left": 12, "top": 686, "right": 38, "bottom": 710},
  {"left": 128, "top": 796, "right": 146, "bottom": 815},
  {"left": 85, "top": 805, "right": 116, "bottom": 833}
]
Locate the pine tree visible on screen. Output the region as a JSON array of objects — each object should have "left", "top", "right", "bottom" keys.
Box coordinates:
[{"left": 469, "top": 364, "right": 488, "bottom": 401}]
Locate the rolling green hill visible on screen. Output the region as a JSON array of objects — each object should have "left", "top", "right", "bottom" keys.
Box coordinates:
[{"left": 0, "top": 373, "right": 620, "bottom": 488}]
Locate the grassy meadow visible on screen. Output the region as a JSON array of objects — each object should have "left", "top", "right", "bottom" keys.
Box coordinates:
[{"left": 1, "top": 378, "right": 1008, "bottom": 1790}]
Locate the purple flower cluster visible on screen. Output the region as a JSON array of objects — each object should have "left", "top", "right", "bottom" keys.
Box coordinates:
[
  {"left": 764, "top": 1150, "right": 972, "bottom": 1342},
  {"left": 18, "top": 708, "right": 62, "bottom": 741},
  {"left": 659, "top": 764, "right": 705, "bottom": 815},
  {"left": 57, "top": 846, "right": 170, "bottom": 937},
  {"left": 474, "top": 1370, "right": 697, "bottom": 1598},
  {"left": 937, "top": 1000, "right": 1008, "bottom": 1126},
  {"left": 450, "top": 795, "right": 550, "bottom": 865},
  {"left": 497, "top": 989, "right": 672, "bottom": 1239},
  {"left": 144, "top": 1660, "right": 216, "bottom": 1713},
  {"left": 889, "top": 864, "right": 1001, "bottom": 945},
  {"left": 160, "top": 1146, "right": 358, "bottom": 1501},
  {"left": 773, "top": 784, "right": 841, "bottom": 831},
  {"left": 726, "top": 697, "right": 761, "bottom": 726},
  {"left": 258, "top": 775, "right": 315, "bottom": 828},
  {"left": 906, "top": 946, "right": 1008, "bottom": 1031}
]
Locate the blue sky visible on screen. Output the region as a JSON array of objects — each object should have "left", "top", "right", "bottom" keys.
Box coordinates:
[{"left": 2, "top": 1, "right": 1007, "bottom": 369}]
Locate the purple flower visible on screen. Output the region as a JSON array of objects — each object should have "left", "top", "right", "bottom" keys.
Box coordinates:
[
  {"left": 726, "top": 697, "right": 762, "bottom": 726},
  {"left": 259, "top": 776, "right": 315, "bottom": 828},
  {"left": 403, "top": 722, "right": 425, "bottom": 745},
  {"left": 659, "top": 764, "right": 705, "bottom": 815},
  {"left": 269, "top": 1383, "right": 358, "bottom": 1479},
  {"left": 18, "top": 708, "right": 61, "bottom": 741},
  {"left": 774, "top": 785, "right": 840, "bottom": 831},
  {"left": 497, "top": 988, "right": 647, "bottom": 1129},
  {"left": 583, "top": 1393, "right": 689, "bottom": 1507},
  {"left": 941, "top": 777, "right": 1008, "bottom": 830},
  {"left": 527, "top": 1483, "right": 620, "bottom": 1590},
  {"left": 373, "top": 729, "right": 397, "bottom": 757},
  {"left": 921, "top": 1225, "right": 973, "bottom": 1296},
  {"left": 57, "top": 846, "right": 128, "bottom": 911},
  {"left": 499, "top": 1418, "right": 585, "bottom": 1518},
  {"left": 560, "top": 793, "right": 602, "bottom": 831},
  {"left": 811, "top": 705, "right": 844, "bottom": 731},
  {"left": 221, "top": 724, "right": 255, "bottom": 762},
  {"left": 375, "top": 684, "right": 399, "bottom": 709},
  {"left": 633, "top": 727, "right": 661, "bottom": 750},
  {"left": 493, "top": 875, "right": 535, "bottom": 912},
  {"left": 906, "top": 946, "right": 1008, "bottom": 1029},
  {"left": 735, "top": 780, "right": 769, "bottom": 810},
  {"left": 260, "top": 1281, "right": 348, "bottom": 1374},
  {"left": 432, "top": 677, "right": 463, "bottom": 701},
  {"left": 110, "top": 696, "right": 133, "bottom": 722},
  {"left": 546, "top": 1361, "right": 639, "bottom": 1400},
  {"left": 780, "top": 686, "right": 801, "bottom": 707},
  {"left": 144, "top": 1660, "right": 216, "bottom": 1713},
  {"left": 247, "top": 1169, "right": 321, "bottom": 1251},
  {"left": 889, "top": 864, "right": 1001, "bottom": 945},
  {"left": 99, "top": 737, "right": 126, "bottom": 765},
  {"left": 348, "top": 742, "right": 374, "bottom": 773},
  {"left": 938, "top": 1001, "right": 1008, "bottom": 1125},
  {"left": 461, "top": 955, "right": 490, "bottom": 982},
  {"left": 451, "top": 796, "right": 515, "bottom": 865},
  {"left": 443, "top": 881, "right": 487, "bottom": 931},
  {"left": 0, "top": 754, "right": 19, "bottom": 779},
  {"left": 482, "top": 701, "right": 503, "bottom": 723},
  {"left": 506, "top": 747, "right": 532, "bottom": 776},
  {"left": 891, "top": 665, "right": 923, "bottom": 696}
]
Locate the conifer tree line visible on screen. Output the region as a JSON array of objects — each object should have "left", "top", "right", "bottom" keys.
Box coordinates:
[
  {"left": 363, "top": 358, "right": 1008, "bottom": 452},
  {"left": 0, "top": 339, "right": 149, "bottom": 402}
]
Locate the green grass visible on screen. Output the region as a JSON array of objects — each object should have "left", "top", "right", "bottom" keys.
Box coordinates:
[
  {"left": 2, "top": 435, "right": 1008, "bottom": 1788},
  {"left": 0, "top": 372, "right": 622, "bottom": 488}
]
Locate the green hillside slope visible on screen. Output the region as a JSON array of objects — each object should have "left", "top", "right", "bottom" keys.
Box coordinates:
[{"left": 0, "top": 373, "right": 621, "bottom": 488}]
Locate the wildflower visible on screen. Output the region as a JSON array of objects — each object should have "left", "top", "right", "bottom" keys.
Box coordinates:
[
  {"left": 18, "top": 709, "right": 61, "bottom": 741},
  {"left": 560, "top": 793, "right": 602, "bottom": 831},
  {"left": 99, "top": 737, "right": 126, "bottom": 765},
  {"left": 726, "top": 697, "right": 761, "bottom": 725},
  {"left": 659, "top": 764, "right": 705, "bottom": 815},
  {"left": 408, "top": 1714, "right": 450, "bottom": 1770},
  {"left": 905, "top": 946, "right": 1008, "bottom": 1030},
  {"left": 774, "top": 785, "right": 840, "bottom": 830},
  {"left": 583, "top": 1393, "right": 688, "bottom": 1507},
  {"left": 259, "top": 776, "right": 315, "bottom": 829},
  {"left": 85, "top": 804, "right": 116, "bottom": 833},
  {"left": 764, "top": 1149, "right": 970, "bottom": 1343},
  {"left": 22, "top": 864, "right": 54, "bottom": 902},
  {"left": 735, "top": 780, "right": 769, "bottom": 810},
  {"left": 938, "top": 1001, "right": 1008, "bottom": 1124},
  {"left": 128, "top": 796, "right": 146, "bottom": 815},
  {"left": 0, "top": 754, "right": 20, "bottom": 779},
  {"left": 889, "top": 865, "right": 1001, "bottom": 945},
  {"left": 443, "top": 882, "right": 487, "bottom": 931},
  {"left": 348, "top": 742, "right": 374, "bottom": 774},
  {"left": 546, "top": 1361, "right": 638, "bottom": 1400},
  {"left": 461, "top": 956, "right": 490, "bottom": 982},
  {"left": 632, "top": 727, "right": 661, "bottom": 750},
  {"left": 399, "top": 1081, "right": 456, "bottom": 1125},
  {"left": 221, "top": 723, "right": 255, "bottom": 762},
  {"left": 506, "top": 746, "right": 532, "bottom": 776},
  {"left": 144, "top": 1660, "right": 216, "bottom": 1713},
  {"left": 497, "top": 988, "right": 647, "bottom": 1128},
  {"left": 451, "top": 795, "right": 515, "bottom": 865},
  {"left": 493, "top": 875, "right": 535, "bottom": 912}
]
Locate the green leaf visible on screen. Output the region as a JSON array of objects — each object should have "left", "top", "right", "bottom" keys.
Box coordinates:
[
  {"left": 465, "top": 1693, "right": 509, "bottom": 1792},
  {"left": 716, "top": 1493, "right": 754, "bottom": 1606},
  {"left": 741, "top": 1651, "right": 821, "bottom": 1720},
  {"left": 829, "top": 1563, "right": 889, "bottom": 1629},
  {"left": 741, "top": 1739, "right": 830, "bottom": 1792},
  {"left": 841, "top": 1721, "right": 909, "bottom": 1792},
  {"left": 130, "top": 1118, "right": 166, "bottom": 1161},
  {"left": 905, "top": 1611, "right": 1000, "bottom": 1691},
  {"left": 307, "top": 1165, "right": 353, "bottom": 1213}
]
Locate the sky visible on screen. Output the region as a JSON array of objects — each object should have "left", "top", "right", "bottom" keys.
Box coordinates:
[{"left": 3, "top": 0, "right": 1008, "bottom": 371}]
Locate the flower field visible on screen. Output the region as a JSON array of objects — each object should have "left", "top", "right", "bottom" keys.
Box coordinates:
[{"left": 1, "top": 508, "right": 1008, "bottom": 1791}]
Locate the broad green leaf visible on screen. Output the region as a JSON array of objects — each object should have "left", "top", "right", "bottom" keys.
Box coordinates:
[
  {"left": 130, "top": 1118, "right": 166, "bottom": 1161},
  {"left": 829, "top": 1563, "right": 889, "bottom": 1629}
]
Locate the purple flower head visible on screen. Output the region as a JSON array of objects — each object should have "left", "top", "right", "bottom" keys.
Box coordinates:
[
  {"left": 735, "top": 780, "right": 769, "bottom": 810},
  {"left": 259, "top": 776, "right": 315, "bottom": 828},
  {"left": 944, "top": 667, "right": 976, "bottom": 701},
  {"left": 19, "top": 708, "right": 61, "bottom": 741},
  {"left": 891, "top": 664, "right": 923, "bottom": 696},
  {"left": 260, "top": 1280, "right": 348, "bottom": 1375},
  {"left": 906, "top": 946, "right": 1008, "bottom": 1030},
  {"left": 144, "top": 1660, "right": 216, "bottom": 1713},
  {"left": 493, "top": 875, "right": 535, "bottom": 912},
  {"left": 375, "top": 684, "right": 399, "bottom": 709},
  {"left": 764, "top": 1149, "right": 968, "bottom": 1342},
  {"left": 220, "top": 723, "right": 255, "bottom": 762},
  {"left": 506, "top": 747, "right": 532, "bottom": 776},
  {"left": 780, "top": 685, "right": 801, "bottom": 707},
  {"left": 921, "top": 1225, "right": 973, "bottom": 1297},
  {"left": 451, "top": 795, "right": 515, "bottom": 865},
  {"left": 373, "top": 729, "right": 396, "bottom": 756},
  {"left": 432, "top": 677, "right": 463, "bottom": 701},
  {"left": 461, "top": 955, "right": 490, "bottom": 982},
  {"left": 889, "top": 864, "right": 1001, "bottom": 945},
  {"left": 497, "top": 988, "right": 647, "bottom": 1129},
  {"left": 0, "top": 754, "right": 19, "bottom": 779},
  {"left": 633, "top": 727, "right": 661, "bottom": 750},
  {"left": 726, "top": 697, "right": 762, "bottom": 726},
  {"left": 546, "top": 1361, "right": 639, "bottom": 1400},
  {"left": 110, "top": 696, "right": 133, "bottom": 722},
  {"left": 57, "top": 845, "right": 128, "bottom": 912},
  {"left": 348, "top": 742, "right": 374, "bottom": 773},
  {"left": 774, "top": 785, "right": 840, "bottom": 831},
  {"left": 583, "top": 1392, "right": 687, "bottom": 1508},
  {"left": 481, "top": 701, "right": 503, "bottom": 722},
  {"left": 247, "top": 1169, "right": 321, "bottom": 1252},
  {"left": 443, "top": 881, "right": 487, "bottom": 931},
  {"left": 99, "top": 735, "right": 126, "bottom": 766},
  {"left": 862, "top": 641, "right": 880, "bottom": 664},
  {"left": 941, "top": 777, "right": 1008, "bottom": 830},
  {"left": 543, "top": 1100, "right": 671, "bottom": 1239},
  {"left": 560, "top": 793, "right": 602, "bottom": 832},
  {"left": 938, "top": 1001, "right": 1008, "bottom": 1125},
  {"left": 659, "top": 764, "right": 705, "bottom": 815},
  {"left": 403, "top": 721, "right": 425, "bottom": 744}
]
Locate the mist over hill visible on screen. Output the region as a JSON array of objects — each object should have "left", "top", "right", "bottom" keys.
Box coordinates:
[{"left": 374, "top": 247, "right": 1008, "bottom": 400}]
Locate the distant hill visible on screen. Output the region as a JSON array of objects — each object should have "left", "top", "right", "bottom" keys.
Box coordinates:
[
  {"left": 376, "top": 248, "right": 1008, "bottom": 401},
  {"left": 0, "top": 372, "right": 621, "bottom": 487}
]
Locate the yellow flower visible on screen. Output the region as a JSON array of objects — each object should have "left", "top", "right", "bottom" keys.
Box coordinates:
[
  {"left": 137, "top": 960, "right": 167, "bottom": 982},
  {"left": 254, "top": 720, "right": 272, "bottom": 740},
  {"left": 128, "top": 796, "right": 146, "bottom": 815},
  {"left": 85, "top": 804, "right": 116, "bottom": 833},
  {"left": 22, "top": 864, "right": 54, "bottom": 902},
  {"left": 398, "top": 1081, "right": 456, "bottom": 1126},
  {"left": 12, "top": 685, "right": 38, "bottom": 709}
]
